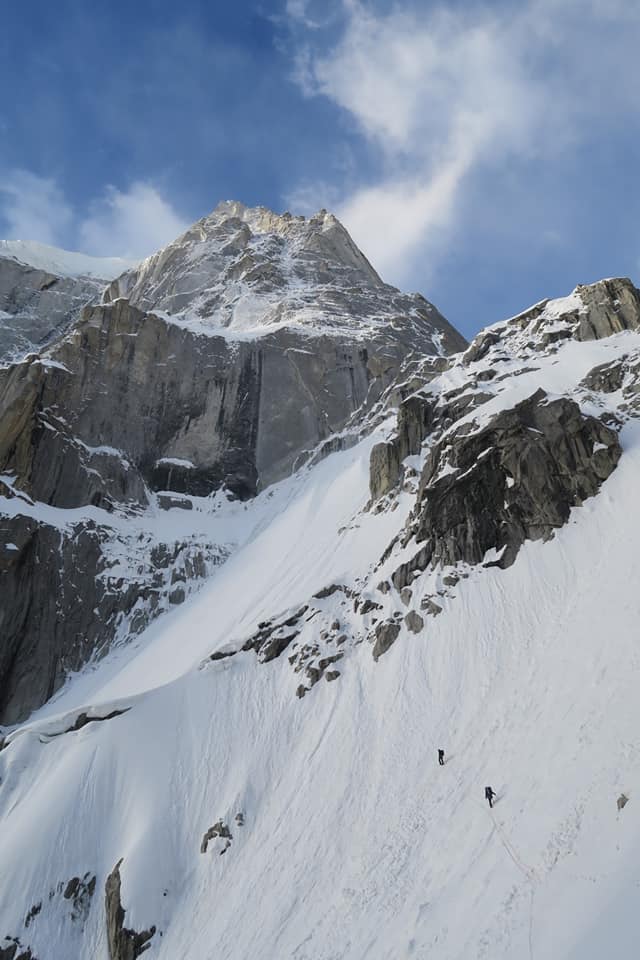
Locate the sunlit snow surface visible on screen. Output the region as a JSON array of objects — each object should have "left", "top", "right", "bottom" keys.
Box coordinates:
[
  {"left": 0, "top": 240, "right": 137, "bottom": 280},
  {"left": 2, "top": 329, "right": 640, "bottom": 958}
]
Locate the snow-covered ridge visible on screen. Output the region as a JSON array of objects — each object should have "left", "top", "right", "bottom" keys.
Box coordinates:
[
  {"left": 4, "top": 194, "right": 640, "bottom": 958},
  {"left": 0, "top": 239, "right": 137, "bottom": 280},
  {"left": 3, "top": 316, "right": 640, "bottom": 958},
  {"left": 101, "top": 201, "right": 463, "bottom": 348}
]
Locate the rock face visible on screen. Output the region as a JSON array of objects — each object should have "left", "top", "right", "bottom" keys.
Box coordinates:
[
  {"left": 0, "top": 203, "right": 465, "bottom": 724},
  {"left": 369, "top": 394, "right": 435, "bottom": 499},
  {"left": 0, "top": 506, "right": 225, "bottom": 724},
  {"left": 365, "top": 279, "right": 640, "bottom": 595},
  {"left": 392, "top": 390, "right": 621, "bottom": 588},
  {"left": 0, "top": 205, "right": 465, "bottom": 509},
  {"left": 105, "top": 861, "right": 155, "bottom": 960},
  {"left": 103, "top": 201, "right": 465, "bottom": 353},
  {"left": 464, "top": 278, "right": 640, "bottom": 363},
  {"left": 0, "top": 299, "right": 453, "bottom": 505},
  {"left": 0, "top": 255, "right": 102, "bottom": 363},
  {"left": 2, "top": 261, "right": 640, "bottom": 960}
]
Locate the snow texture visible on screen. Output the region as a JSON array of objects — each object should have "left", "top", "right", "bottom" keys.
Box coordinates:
[
  {"left": 0, "top": 240, "right": 137, "bottom": 280},
  {"left": 2, "top": 312, "right": 640, "bottom": 958}
]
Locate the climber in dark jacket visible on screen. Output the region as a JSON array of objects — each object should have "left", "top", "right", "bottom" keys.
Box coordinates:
[
  {"left": 485, "top": 786, "right": 496, "bottom": 808},
  {"left": 438, "top": 749, "right": 445, "bottom": 766}
]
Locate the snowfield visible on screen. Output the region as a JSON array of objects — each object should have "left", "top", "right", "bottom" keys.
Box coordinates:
[
  {"left": 0, "top": 240, "right": 137, "bottom": 280},
  {"left": 2, "top": 325, "right": 640, "bottom": 958}
]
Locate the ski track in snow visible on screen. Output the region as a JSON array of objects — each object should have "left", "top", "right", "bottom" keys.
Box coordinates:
[{"left": 2, "top": 332, "right": 640, "bottom": 957}]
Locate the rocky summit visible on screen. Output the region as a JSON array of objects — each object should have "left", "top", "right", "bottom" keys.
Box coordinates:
[
  {"left": 0, "top": 203, "right": 463, "bottom": 725},
  {"left": 1, "top": 208, "right": 640, "bottom": 960}
]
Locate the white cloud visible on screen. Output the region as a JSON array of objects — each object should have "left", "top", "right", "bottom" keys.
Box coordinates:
[
  {"left": 286, "top": 0, "right": 319, "bottom": 28},
  {"left": 0, "top": 173, "right": 188, "bottom": 258},
  {"left": 0, "top": 170, "right": 73, "bottom": 245},
  {"left": 290, "top": 0, "right": 640, "bottom": 284},
  {"left": 338, "top": 160, "right": 469, "bottom": 286},
  {"left": 79, "top": 182, "right": 188, "bottom": 258}
]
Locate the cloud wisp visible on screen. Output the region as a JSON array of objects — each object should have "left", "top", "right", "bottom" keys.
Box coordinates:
[
  {"left": 0, "top": 170, "right": 73, "bottom": 247},
  {"left": 289, "top": 0, "right": 640, "bottom": 287},
  {"left": 79, "top": 182, "right": 189, "bottom": 259},
  {"left": 0, "top": 172, "right": 188, "bottom": 258}
]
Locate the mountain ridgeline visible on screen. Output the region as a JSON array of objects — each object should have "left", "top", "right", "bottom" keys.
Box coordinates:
[
  {"left": 1, "top": 203, "right": 640, "bottom": 960},
  {"left": 0, "top": 202, "right": 463, "bottom": 724}
]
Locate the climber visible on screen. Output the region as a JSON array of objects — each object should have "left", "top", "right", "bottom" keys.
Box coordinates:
[
  {"left": 485, "top": 786, "right": 496, "bottom": 808},
  {"left": 438, "top": 749, "right": 445, "bottom": 766}
]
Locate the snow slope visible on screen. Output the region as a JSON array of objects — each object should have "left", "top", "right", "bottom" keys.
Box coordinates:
[
  {"left": 0, "top": 240, "right": 137, "bottom": 280},
  {"left": 2, "top": 325, "right": 640, "bottom": 958}
]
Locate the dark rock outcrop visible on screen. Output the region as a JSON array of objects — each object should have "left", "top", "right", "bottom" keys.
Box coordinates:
[
  {"left": 200, "top": 820, "right": 233, "bottom": 855},
  {"left": 105, "top": 860, "right": 155, "bottom": 960},
  {"left": 0, "top": 511, "right": 222, "bottom": 724},
  {"left": 63, "top": 873, "right": 97, "bottom": 921},
  {"left": 581, "top": 357, "right": 629, "bottom": 394},
  {"left": 23, "top": 904, "right": 41, "bottom": 929},
  {"left": 421, "top": 597, "right": 443, "bottom": 617},
  {"left": 369, "top": 393, "right": 435, "bottom": 499},
  {"left": 0, "top": 298, "right": 457, "bottom": 508},
  {"left": 573, "top": 279, "right": 640, "bottom": 341},
  {"left": 372, "top": 621, "right": 401, "bottom": 661},
  {"left": 404, "top": 611, "right": 424, "bottom": 634},
  {"left": 0, "top": 938, "right": 35, "bottom": 960},
  {"left": 0, "top": 255, "right": 101, "bottom": 363},
  {"left": 393, "top": 390, "right": 621, "bottom": 588},
  {"left": 468, "top": 278, "right": 640, "bottom": 364},
  {"left": 0, "top": 200, "right": 465, "bottom": 725}
]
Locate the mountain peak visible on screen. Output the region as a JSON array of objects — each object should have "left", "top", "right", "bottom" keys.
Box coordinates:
[
  {"left": 188, "top": 199, "right": 380, "bottom": 282},
  {"left": 102, "top": 197, "right": 460, "bottom": 344}
]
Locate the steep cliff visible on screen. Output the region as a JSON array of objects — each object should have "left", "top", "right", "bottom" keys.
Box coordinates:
[
  {"left": 0, "top": 203, "right": 465, "bottom": 723},
  {"left": 2, "top": 267, "right": 640, "bottom": 959},
  {"left": 0, "top": 241, "right": 134, "bottom": 364}
]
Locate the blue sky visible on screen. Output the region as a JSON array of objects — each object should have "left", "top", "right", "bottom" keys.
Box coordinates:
[{"left": 1, "top": 0, "right": 640, "bottom": 338}]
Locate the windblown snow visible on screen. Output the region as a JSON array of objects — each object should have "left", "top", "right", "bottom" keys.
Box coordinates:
[
  {"left": 0, "top": 240, "right": 137, "bottom": 280},
  {"left": 2, "top": 307, "right": 640, "bottom": 958}
]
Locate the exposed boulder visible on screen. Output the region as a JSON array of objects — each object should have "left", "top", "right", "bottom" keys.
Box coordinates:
[
  {"left": 400, "top": 588, "right": 413, "bottom": 606},
  {"left": 372, "top": 621, "right": 401, "bottom": 661},
  {"left": 358, "top": 598, "right": 383, "bottom": 616},
  {"left": 421, "top": 597, "right": 443, "bottom": 617},
  {"left": 404, "top": 611, "right": 424, "bottom": 634},
  {"left": 200, "top": 820, "right": 233, "bottom": 855}
]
